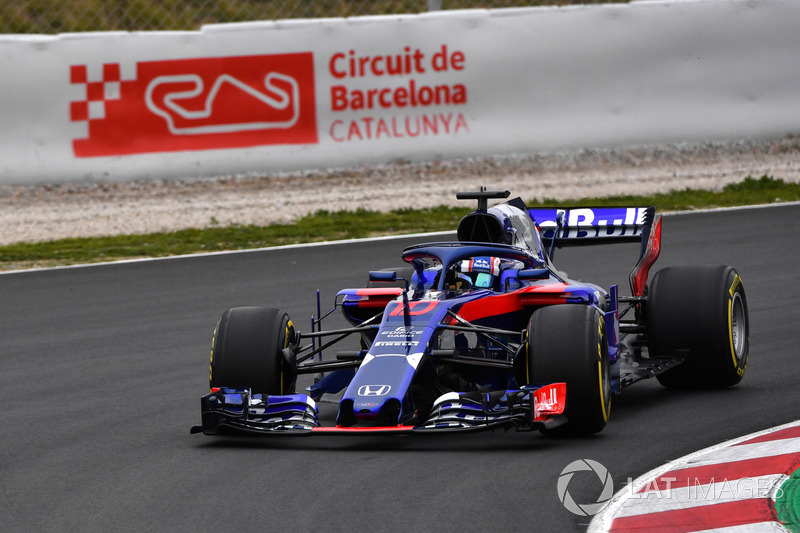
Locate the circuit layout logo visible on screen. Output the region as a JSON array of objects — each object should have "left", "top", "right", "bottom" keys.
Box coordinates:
[{"left": 70, "top": 53, "right": 318, "bottom": 157}]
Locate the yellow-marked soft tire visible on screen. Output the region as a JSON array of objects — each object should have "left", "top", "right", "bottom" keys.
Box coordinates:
[
  {"left": 522, "top": 304, "right": 611, "bottom": 436},
  {"left": 648, "top": 265, "right": 749, "bottom": 388},
  {"left": 209, "top": 307, "right": 296, "bottom": 395}
]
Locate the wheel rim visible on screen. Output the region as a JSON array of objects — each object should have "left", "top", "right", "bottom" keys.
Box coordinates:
[{"left": 730, "top": 291, "right": 747, "bottom": 360}]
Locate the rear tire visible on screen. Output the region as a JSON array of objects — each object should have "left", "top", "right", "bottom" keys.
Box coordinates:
[
  {"left": 519, "top": 304, "right": 611, "bottom": 436},
  {"left": 647, "top": 266, "right": 749, "bottom": 388},
  {"left": 209, "top": 307, "right": 296, "bottom": 395}
]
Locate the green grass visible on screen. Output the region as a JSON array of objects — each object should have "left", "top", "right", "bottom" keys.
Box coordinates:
[
  {"left": 0, "top": 175, "right": 796, "bottom": 271},
  {"left": 3, "top": 1, "right": 624, "bottom": 34}
]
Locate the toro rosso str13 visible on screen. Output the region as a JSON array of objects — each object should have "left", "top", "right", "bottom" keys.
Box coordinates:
[{"left": 191, "top": 189, "right": 749, "bottom": 437}]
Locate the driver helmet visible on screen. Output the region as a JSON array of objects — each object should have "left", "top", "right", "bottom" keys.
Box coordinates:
[{"left": 458, "top": 256, "right": 501, "bottom": 289}]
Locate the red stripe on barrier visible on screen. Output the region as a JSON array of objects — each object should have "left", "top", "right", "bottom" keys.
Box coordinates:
[
  {"left": 640, "top": 452, "right": 800, "bottom": 492},
  {"left": 610, "top": 498, "right": 776, "bottom": 532}
]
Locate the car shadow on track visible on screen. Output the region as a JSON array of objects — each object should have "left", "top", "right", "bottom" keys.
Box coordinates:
[
  {"left": 192, "top": 434, "right": 599, "bottom": 452},
  {"left": 190, "top": 423, "right": 613, "bottom": 453}
]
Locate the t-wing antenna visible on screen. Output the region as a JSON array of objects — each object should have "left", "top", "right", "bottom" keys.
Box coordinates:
[{"left": 456, "top": 187, "right": 511, "bottom": 212}]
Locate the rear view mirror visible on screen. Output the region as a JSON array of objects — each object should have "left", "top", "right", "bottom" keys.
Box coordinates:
[
  {"left": 518, "top": 268, "right": 550, "bottom": 281},
  {"left": 368, "top": 271, "right": 397, "bottom": 283}
]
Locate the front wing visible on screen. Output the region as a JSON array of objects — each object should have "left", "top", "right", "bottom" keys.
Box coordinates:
[{"left": 191, "top": 382, "right": 567, "bottom": 436}]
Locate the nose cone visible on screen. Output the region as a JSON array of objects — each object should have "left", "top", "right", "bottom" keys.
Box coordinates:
[{"left": 337, "top": 354, "right": 416, "bottom": 426}]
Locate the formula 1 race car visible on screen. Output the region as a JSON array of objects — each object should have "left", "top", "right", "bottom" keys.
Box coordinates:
[{"left": 191, "top": 188, "right": 749, "bottom": 437}]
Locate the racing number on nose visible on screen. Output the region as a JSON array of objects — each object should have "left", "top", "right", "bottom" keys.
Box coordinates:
[{"left": 389, "top": 301, "right": 438, "bottom": 316}]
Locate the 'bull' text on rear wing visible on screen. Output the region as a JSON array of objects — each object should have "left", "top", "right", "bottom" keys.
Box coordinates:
[{"left": 528, "top": 206, "right": 656, "bottom": 244}]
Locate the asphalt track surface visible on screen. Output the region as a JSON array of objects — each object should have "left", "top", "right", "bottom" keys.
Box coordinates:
[{"left": 2, "top": 204, "right": 799, "bottom": 532}]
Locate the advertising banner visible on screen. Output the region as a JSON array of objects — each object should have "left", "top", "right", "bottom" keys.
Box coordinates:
[{"left": 0, "top": 0, "right": 799, "bottom": 184}]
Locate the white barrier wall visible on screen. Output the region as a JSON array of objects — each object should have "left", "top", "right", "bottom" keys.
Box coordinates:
[{"left": 0, "top": 0, "right": 799, "bottom": 184}]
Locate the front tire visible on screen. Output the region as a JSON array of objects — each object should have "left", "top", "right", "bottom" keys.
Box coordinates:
[
  {"left": 519, "top": 304, "right": 611, "bottom": 436},
  {"left": 209, "top": 307, "right": 296, "bottom": 395},
  {"left": 647, "top": 265, "right": 749, "bottom": 388}
]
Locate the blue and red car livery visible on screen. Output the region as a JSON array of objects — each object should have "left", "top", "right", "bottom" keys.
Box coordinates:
[{"left": 193, "top": 189, "right": 749, "bottom": 437}]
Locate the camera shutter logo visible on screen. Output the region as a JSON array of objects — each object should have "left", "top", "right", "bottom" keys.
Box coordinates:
[{"left": 557, "top": 459, "right": 614, "bottom": 516}]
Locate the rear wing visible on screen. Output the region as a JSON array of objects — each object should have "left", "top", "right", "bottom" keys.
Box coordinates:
[
  {"left": 527, "top": 206, "right": 662, "bottom": 296},
  {"left": 528, "top": 206, "right": 655, "bottom": 244}
]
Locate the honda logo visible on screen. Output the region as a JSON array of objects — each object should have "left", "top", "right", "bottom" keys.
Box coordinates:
[{"left": 357, "top": 385, "right": 391, "bottom": 397}]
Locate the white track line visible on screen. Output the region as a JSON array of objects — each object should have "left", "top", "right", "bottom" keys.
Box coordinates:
[
  {"left": 3, "top": 201, "right": 799, "bottom": 276},
  {"left": 0, "top": 230, "right": 454, "bottom": 276}
]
